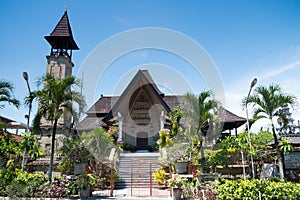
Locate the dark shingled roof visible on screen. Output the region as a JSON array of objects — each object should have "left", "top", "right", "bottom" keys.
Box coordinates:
[
  {"left": 86, "top": 96, "right": 119, "bottom": 114},
  {"left": 45, "top": 11, "right": 79, "bottom": 50},
  {"left": 163, "top": 95, "right": 182, "bottom": 110},
  {"left": 273, "top": 134, "right": 300, "bottom": 147},
  {"left": 218, "top": 108, "right": 247, "bottom": 130},
  {"left": 140, "top": 69, "right": 164, "bottom": 95},
  {"left": 77, "top": 116, "right": 107, "bottom": 131}
]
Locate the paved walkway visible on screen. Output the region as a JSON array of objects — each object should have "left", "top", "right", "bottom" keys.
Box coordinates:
[{"left": 92, "top": 188, "right": 172, "bottom": 200}]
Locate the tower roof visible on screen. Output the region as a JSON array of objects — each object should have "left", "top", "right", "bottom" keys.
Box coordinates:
[{"left": 45, "top": 11, "right": 79, "bottom": 50}]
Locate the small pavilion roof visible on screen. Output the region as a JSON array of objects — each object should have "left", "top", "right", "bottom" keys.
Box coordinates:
[
  {"left": 218, "top": 107, "right": 247, "bottom": 130},
  {"left": 44, "top": 11, "right": 79, "bottom": 50},
  {"left": 0, "top": 115, "right": 27, "bottom": 129}
]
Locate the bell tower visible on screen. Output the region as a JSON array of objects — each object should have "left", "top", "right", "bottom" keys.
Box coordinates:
[
  {"left": 41, "top": 11, "right": 79, "bottom": 131},
  {"left": 44, "top": 10, "right": 79, "bottom": 79}
]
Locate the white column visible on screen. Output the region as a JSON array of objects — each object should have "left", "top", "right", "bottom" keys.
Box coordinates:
[
  {"left": 117, "top": 112, "right": 123, "bottom": 141},
  {"left": 160, "top": 111, "right": 165, "bottom": 130}
]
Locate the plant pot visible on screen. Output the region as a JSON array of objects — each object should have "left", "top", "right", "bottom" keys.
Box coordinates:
[
  {"left": 172, "top": 188, "right": 182, "bottom": 200},
  {"left": 174, "top": 161, "right": 188, "bottom": 174},
  {"left": 79, "top": 187, "right": 90, "bottom": 199},
  {"left": 74, "top": 163, "right": 86, "bottom": 175},
  {"left": 197, "top": 173, "right": 219, "bottom": 183}
]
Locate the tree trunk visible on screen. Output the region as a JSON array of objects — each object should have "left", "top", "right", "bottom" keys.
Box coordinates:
[
  {"left": 200, "top": 141, "right": 207, "bottom": 173},
  {"left": 48, "top": 118, "right": 58, "bottom": 182},
  {"left": 241, "top": 151, "right": 246, "bottom": 180},
  {"left": 272, "top": 124, "right": 284, "bottom": 181}
]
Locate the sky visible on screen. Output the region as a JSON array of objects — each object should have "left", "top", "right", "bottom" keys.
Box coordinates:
[{"left": 1, "top": 0, "right": 300, "bottom": 133}]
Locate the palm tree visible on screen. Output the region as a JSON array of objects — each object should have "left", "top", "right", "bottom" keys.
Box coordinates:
[
  {"left": 243, "top": 84, "right": 296, "bottom": 181},
  {"left": 28, "top": 74, "right": 85, "bottom": 182},
  {"left": 0, "top": 80, "right": 20, "bottom": 109},
  {"left": 183, "top": 91, "right": 220, "bottom": 173}
]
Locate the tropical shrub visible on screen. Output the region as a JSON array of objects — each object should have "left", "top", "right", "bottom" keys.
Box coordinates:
[
  {"left": 76, "top": 174, "right": 97, "bottom": 190},
  {"left": 217, "top": 179, "right": 300, "bottom": 200},
  {"left": 0, "top": 169, "right": 46, "bottom": 197},
  {"left": 154, "top": 168, "right": 167, "bottom": 185},
  {"left": 81, "top": 127, "right": 115, "bottom": 162}
]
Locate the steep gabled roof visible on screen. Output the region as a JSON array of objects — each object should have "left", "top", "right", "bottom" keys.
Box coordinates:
[
  {"left": 107, "top": 69, "right": 170, "bottom": 117},
  {"left": 140, "top": 69, "right": 164, "bottom": 96},
  {"left": 44, "top": 11, "right": 79, "bottom": 50}
]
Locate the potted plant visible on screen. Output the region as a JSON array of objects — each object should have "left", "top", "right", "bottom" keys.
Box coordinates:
[
  {"left": 76, "top": 174, "right": 96, "bottom": 199},
  {"left": 168, "top": 175, "right": 187, "bottom": 200},
  {"left": 153, "top": 168, "right": 167, "bottom": 186},
  {"left": 165, "top": 143, "right": 189, "bottom": 174}
]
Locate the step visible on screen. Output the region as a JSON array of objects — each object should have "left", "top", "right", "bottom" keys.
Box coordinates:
[{"left": 116, "top": 152, "right": 162, "bottom": 188}]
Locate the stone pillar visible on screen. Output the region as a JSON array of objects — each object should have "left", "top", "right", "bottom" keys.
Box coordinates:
[
  {"left": 117, "top": 112, "right": 123, "bottom": 141},
  {"left": 160, "top": 111, "right": 165, "bottom": 130}
]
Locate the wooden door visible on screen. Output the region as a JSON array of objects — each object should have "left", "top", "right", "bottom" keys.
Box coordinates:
[{"left": 137, "top": 132, "right": 148, "bottom": 150}]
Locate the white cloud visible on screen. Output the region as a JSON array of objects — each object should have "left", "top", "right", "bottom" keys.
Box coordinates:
[
  {"left": 225, "top": 59, "right": 300, "bottom": 133},
  {"left": 260, "top": 60, "right": 300, "bottom": 81}
]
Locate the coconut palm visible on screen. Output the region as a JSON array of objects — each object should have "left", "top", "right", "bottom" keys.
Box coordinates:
[
  {"left": 0, "top": 80, "right": 20, "bottom": 109},
  {"left": 183, "top": 91, "right": 220, "bottom": 173},
  {"left": 243, "top": 84, "right": 297, "bottom": 181},
  {"left": 27, "top": 74, "right": 85, "bottom": 182}
]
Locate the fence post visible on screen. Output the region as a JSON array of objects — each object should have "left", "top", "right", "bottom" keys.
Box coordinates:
[
  {"left": 169, "top": 165, "right": 172, "bottom": 197},
  {"left": 110, "top": 161, "right": 114, "bottom": 197},
  {"left": 131, "top": 160, "right": 133, "bottom": 197},
  {"left": 150, "top": 162, "right": 152, "bottom": 197}
]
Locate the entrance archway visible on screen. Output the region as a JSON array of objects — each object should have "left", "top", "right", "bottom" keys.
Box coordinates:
[{"left": 137, "top": 132, "right": 148, "bottom": 150}]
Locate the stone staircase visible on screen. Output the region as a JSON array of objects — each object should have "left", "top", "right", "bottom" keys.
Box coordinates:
[{"left": 115, "top": 152, "right": 161, "bottom": 189}]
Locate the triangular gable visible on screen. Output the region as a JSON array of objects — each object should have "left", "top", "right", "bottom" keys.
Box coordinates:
[{"left": 105, "top": 69, "right": 170, "bottom": 122}]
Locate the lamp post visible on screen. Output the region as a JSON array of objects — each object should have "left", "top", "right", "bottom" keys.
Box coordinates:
[
  {"left": 245, "top": 78, "right": 257, "bottom": 179},
  {"left": 23, "top": 72, "right": 32, "bottom": 131},
  {"left": 21, "top": 71, "right": 32, "bottom": 172}
]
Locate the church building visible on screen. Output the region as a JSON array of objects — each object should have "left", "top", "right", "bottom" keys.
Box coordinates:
[{"left": 77, "top": 68, "right": 247, "bottom": 150}]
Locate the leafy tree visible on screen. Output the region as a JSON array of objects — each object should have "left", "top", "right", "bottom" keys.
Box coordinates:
[
  {"left": 183, "top": 91, "right": 220, "bottom": 173},
  {"left": 223, "top": 132, "right": 249, "bottom": 179},
  {"left": 213, "top": 130, "right": 273, "bottom": 177},
  {"left": 0, "top": 80, "right": 20, "bottom": 109},
  {"left": 19, "top": 132, "right": 43, "bottom": 162},
  {"left": 0, "top": 122, "right": 42, "bottom": 171},
  {"left": 243, "top": 84, "right": 297, "bottom": 181},
  {"left": 57, "top": 135, "right": 89, "bottom": 175},
  {"left": 27, "top": 74, "right": 85, "bottom": 182},
  {"left": 0, "top": 123, "right": 19, "bottom": 168},
  {"left": 278, "top": 139, "right": 294, "bottom": 154}
]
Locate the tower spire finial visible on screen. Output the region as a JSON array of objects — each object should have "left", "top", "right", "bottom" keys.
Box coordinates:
[{"left": 64, "top": 5, "right": 68, "bottom": 11}]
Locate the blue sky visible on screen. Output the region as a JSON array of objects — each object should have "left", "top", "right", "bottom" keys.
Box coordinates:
[{"left": 1, "top": 0, "right": 300, "bottom": 132}]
